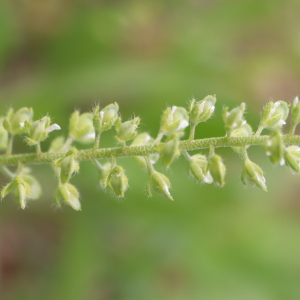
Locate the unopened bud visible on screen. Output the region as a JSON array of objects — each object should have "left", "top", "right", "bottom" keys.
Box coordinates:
[
  {"left": 115, "top": 117, "right": 140, "bottom": 143},
  {"left": 3, "top": 107, "right": 33, "bottom": 135},
  {"left": 223, "top": 103, "right": 246, "bottom": 134},
  {"left": 1, "top": 175, "right": 31, "bottom": 209},
  {"left": 55, "top": 149, "right": 80, "bottom": 184},
  {"left": 160, "top": 134, "right": 180, "bottom": 169},
  {"left": 189, "top": 95, "right": 216, "bottom": 125},
  {"left": 291, "top": 96, "right": 300, "bottom": 127},
  {"left": 97, "top": 162, "right": 112, "bottom": 188},
  {"left": 241, "top": 159, "right": 267, "bottom": 192},
  {"left": 0, "top": 118, "right": 8, "bottom": 150},
  {"left": 188, "top": 154, "right": 213, "bottom": 184},
  {"left": 25, "top": 116, "right": 60, "bottom": 146},
  {"left": 230, "top": 123, "right": 252, "bottom": 153},
  {"left": 264, "top": 130, "right": 285, "bottom": 165},
  {"left": 208, "top": 154, "right": 226, "bottom": 187},
  {"left": 69, "top": 111, "right": 95, "bottom": 143},
  {"left": 131, "top": 133, "right": 159, "bottom": 168},
  {"left": 285, "top": 146, "right": 300, "bottom": 173},
  {"left": 160, "top": 106, "right": 189, "bottom": 136},
  {"left": 148, "top": 171, "right": 173, "bottom": 200},
  {"left": 107, "top": 165, "right": 129, "bottom": 197},
  {"left": 56, "top": 183, "right": 81, "bottom": 211},
  {"left": 93, "top": 103, "right": 119, "bottom": 132},
  {"left": 260, "top": 101, "right": 289, "bottom": 130}
]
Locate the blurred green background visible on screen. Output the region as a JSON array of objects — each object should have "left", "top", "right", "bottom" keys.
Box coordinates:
[{"left": 1, "top": 0, "right": 300, "bottom": 299}]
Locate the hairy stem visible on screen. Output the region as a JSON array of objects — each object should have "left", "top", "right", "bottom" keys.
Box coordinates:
[{"left": 1, "top": 135, "right": 300, "bottom": 166}]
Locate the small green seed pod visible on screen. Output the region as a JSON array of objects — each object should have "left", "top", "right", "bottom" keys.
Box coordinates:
[
  {"left": 160, "top": 106, "right": 189, "bottom": 136},
  {"left": 264, "top": 130, "right": 285, "bottom": 165},
  {"left": 25, "top": 116, "right": 61, "bottom": 146},
  {"left": 93, "top": 103, "right": 119, "bottom": 133},
  {"left": 148, "top": 171, "right": 173, "bottom": 200},
  {"left": 115, "top": 117, "right": 140, "bottom": 143},
  {"left": 223, "top": 103, "right": 246, "bottom": 134},
  {"left": 189, "top": 95, "right": 216, "bottom": 126},
  {"left": 241, "top": 159, "right": 267, "bottom": 192},
  {"left": 56, "top": 183, "right": 81, "bottom": 211},
  {"left": 160, "top": 134, "right": 180, "bottom": 169},
  {"left": 69, "top": 111, "right": 95, "bottom": 143},
  {"left": 3, "top": 107, "right": 34, "bottom": 135},
  {"left": 107, "top": 165, "right": 129, "bottom": 197},
  {"left": 208, "top": 154, "right": 226, "bottom": 187},
  {"left": 188, "top": 154, "right": 213, "bottom": 184},
  {"left": 285, "top": 146, "right": 300, "bottom": 173},
  {"left": 260, "top": 101, "right": 289, "bottom": 130}
]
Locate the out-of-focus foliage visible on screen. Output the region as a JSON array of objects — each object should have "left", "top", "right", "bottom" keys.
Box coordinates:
[{"left": 1, "top": 0, "right": 300, "bottom": 299}]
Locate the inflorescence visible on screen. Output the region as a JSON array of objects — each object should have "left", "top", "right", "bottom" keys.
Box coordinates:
[{"left": 1, "top": 96, "right": 300, "bottom": 210}]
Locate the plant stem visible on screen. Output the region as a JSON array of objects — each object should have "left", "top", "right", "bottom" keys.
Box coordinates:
[
  {"left": 1, "top": 135, "right": 300, "bottom": 166},
  {"left": 0, "top": 166, "right": 15, "bottom": 179},
  {"left": 93, "top": 132, "right": 101, "bottom": 150},
  {"left": 60, "top": 137, "right": 74, "bottom": 152},
  {"left": 6, "top": 135, "right": 14, "bottom": 156},
  {"left": 36, "top": 143, "right": 41, "bottom": 154}
]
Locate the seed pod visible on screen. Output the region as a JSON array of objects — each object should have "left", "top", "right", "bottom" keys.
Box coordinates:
[
  {"left": 208, "top": 154, "right": 226, "bottom": 187},
  {"left": 260, "top": 101, "right": 289, "bottom": 130},
  {"left": 241, "top": 159, "right": 267, "bottom": 192},
  {"left": 189, "top": 95, "right": 216, "bottom": 125},
  {"left": 264, "top": 130, "right": 285, "bottom": 165},
  {"left": 160, "top": 134, "right": 180, "bottom": 169},
  {"left": 160, "top": 106, "right": 189, "bottom": 136},
  {"left": 107, "top": 165, "right": 129, "bottom": 197},
  {"left": 148, "top": 171, "right": 173, "bottom": 200},
  {"left": 230, "top": 123, "right": 252, "bottom": 153},
  {"left": 93, "top": 103, "right": 119, "bottom": 132},
  {"left": 56, "top": 183, "right": 81, "bottom": 211},
  {"left": 115, "top": 117, "right": 140, "bottom": 143},
  {"left": 25, "top": 116, "right": 60, "bottom": 146},
  {"left": 188, "top": 154, "right": 213, "bottom": 184},
  {"left": 1, "top": 175, "right": 32, "bottom": 209},
  {"left": 285, "top": 146, "right": 300, "bottom": 173},
  {"left": 3, "top": 107, "right": 34, "bottom": 135},
  {"left": 69, "top": 111, "right": 95, "bottom": 143},
  {"left": 223, "top": 103, "right": 246, "bottom": 134},
  {"left": 131, "top": 133, "right": 159, "bottom": 168}
]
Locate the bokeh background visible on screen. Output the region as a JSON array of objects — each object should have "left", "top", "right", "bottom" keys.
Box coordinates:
[{"left": 1, "top": 1, "right": 300, "bottom": 299}]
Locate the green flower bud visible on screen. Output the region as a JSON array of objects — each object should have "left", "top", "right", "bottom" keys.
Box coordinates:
[
  {"left": 223, "top": 103, "right": 246, "bottom": 134},
  {"left": 3, "top": 107, "right": 33, "bottom": 135},
  {"left": 160, "top": 106, "right": 189, "bottom": 136},
  {"left": 285, "top": 146, "right": 300, "bottom": 173},
  {"left": 188, "top": 154, "right": 213, "bottom": 184},
  {"left": 107, "top": 165, "right": 129, "bottom": 197},
  {"left": 115, "top": 117, "right": 140, "bottom": 143},
  {"left": 0, "top": 118, "right": 8, "bottom": 150},
  {"left": 189, "top": 95, "right": 216, "bottom": 125},
  {"left": 1, "top": 175, "right": 31, "bottom": 209},
  {"left": 291, "top": 96, "right": 300, "bottom": 127},
  {"left": 264, "top": 130, "right": 285, "bottom": 165},
  {"left": 93, "top": 103, "right": 119, "bottom": 133},
  {"left": 260, "top": 101, "right": 289, "bottom": 130},
  {"left": 55, "top": 149, "right": 80, "bottom": 184},
  {"left": 21, "top": 167, "right": 42, "bottom": 200},
  {"left": 69, "top": 111, "right": 95, "bottom": 143},
  {"left": 131, "top": 133, "right": 159, "bottom": 168},
  {"left": 208, "top": 154, "right": 226, "bottom": 187},
  {"left": 148, "top": 171, "right": 173, "bottom": 200},
  {"left": 160, "top": 134, "right": 180, "bottom": 169},
  {"left": 230, "top": 123, "right": 253, "bottom": 153},
  {"left": 25, "top": 116, "right": 61, "bottom": 146},
  {"left": 55, "top": 183, "right": 81, "bottom": 211},
  {"left": 49, "top": 136, "right": 65, "bottom": 153},
  {"left": 97, "top": 162, "right": 112, "bottom": 188},
  {"left": 241, "top": 159, "right": 267, "bottom": 192}
]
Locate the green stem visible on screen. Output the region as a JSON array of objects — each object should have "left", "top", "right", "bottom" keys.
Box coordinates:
[
  {"left": 188, "top": 124, "right": 196, "bottom": 141},
  {"left": 36, "top": 143, "right": 41, "bottom": 154},
  {"left": 181, "top": 150, "right": 191, "bottom": 161},
  {"left": 1, "top": 135, "right": 300, "bottom": 166},
  {"left": 93, "top": 132, "right": 101, "bottom": 150},
  {"left": 255, "top": 125, "right": 264, "bottom": 136},
  {"left": 144, "top": 156, "right": 155, "bottom": 175},
  {"left": 289, "top": 124, "right": 297, "bottom": 136},
  {"left": 154, "top": 132, "right": 164, "bottom": 144},
  {"left": 0, "top": 166, "right": 15, "bottom": 179},
  {"left": 6, "top": 135, "right": 14, "bottom": 156},
  {"left": 60, "top": 137, "right": 74, "bottom": 152}
]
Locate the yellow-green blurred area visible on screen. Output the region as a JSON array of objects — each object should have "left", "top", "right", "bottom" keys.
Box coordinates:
[{"left": 1, "top": 0, "right": 300, "bottom": 299}]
